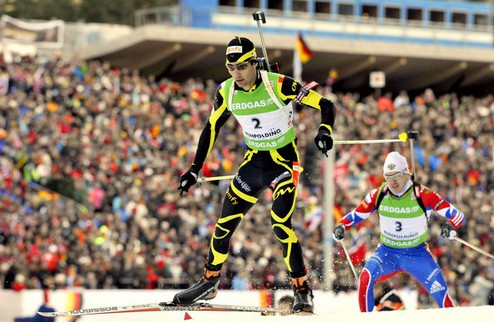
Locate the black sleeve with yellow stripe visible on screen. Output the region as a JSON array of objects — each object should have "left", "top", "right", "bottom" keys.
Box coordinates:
[
  {"left": 191, "top": 85, "right": 231, "bottom": 170},
  {"left": 278, "top": 74, "right": 336, "bottom": 135}
]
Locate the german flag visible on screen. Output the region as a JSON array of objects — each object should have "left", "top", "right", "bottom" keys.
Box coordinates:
[{"left": 295, "top": 32, "right": 313, "bottom": 64}]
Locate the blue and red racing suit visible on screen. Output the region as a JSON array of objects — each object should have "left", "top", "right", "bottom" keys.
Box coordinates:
[{"left": 337, "top": 180, "right": 465, "bottom": 312}]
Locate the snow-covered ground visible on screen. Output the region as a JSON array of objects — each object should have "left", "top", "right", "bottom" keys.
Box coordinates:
[{"left": 2, "top": 289, "right": 492, "bottom": 322}]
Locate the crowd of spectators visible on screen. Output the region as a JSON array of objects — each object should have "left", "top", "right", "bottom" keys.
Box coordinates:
[{"left": 0, "top": 54, "right": 493, "bottom": 308}]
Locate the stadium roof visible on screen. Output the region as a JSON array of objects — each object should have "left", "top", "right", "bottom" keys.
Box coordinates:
[{"left": 80, "top": 25, "right": 494, "bottom": 97}]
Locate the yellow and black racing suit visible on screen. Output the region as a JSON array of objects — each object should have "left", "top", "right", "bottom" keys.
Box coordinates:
[{"left": 191, "top": 70, "right": 336, "bottom": 278}]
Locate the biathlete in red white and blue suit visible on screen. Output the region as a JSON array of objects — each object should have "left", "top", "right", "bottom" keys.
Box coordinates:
[{"left": 333, "top": 151, "right": 465, "bottom": 312}]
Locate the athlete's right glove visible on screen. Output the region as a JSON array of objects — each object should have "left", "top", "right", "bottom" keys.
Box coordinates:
[
  {"left": 178, "top": 165, "right": 200, "bottom": 196},
  {"left": 314, "top": 129, "right": 333, "bottom": 157},
  {"left": 440, "top": 222, "right": 457, "bottom": 239},
  {"left": 332, "top": 224, "right": 346, "bottom": 242}
]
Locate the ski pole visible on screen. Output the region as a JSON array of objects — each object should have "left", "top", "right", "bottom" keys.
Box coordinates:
[
  {"left": 407, "top": 131, "right": 419, "bottom": 180},
  {"left": 340, "top": 240, "right": 359, "bottom": 286},
  {"left": 454, "top": 237, "right": 494, "bottom": 260},
  {"left": 333, "top": 133, "right": 408, "bottom": 145},
  {"left": 252, "top": 11, "right": 271, "bottom": 72},
  {"left": 196, "top": 133, "right": 408, "bottom": 183},
  {"left": 197, "top": 175, "right": 235, "bottom": 183}
]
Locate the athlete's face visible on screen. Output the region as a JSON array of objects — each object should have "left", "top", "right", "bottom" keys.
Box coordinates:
[
  {"left": 226, "top": 60, "right": 258, "bottom": 90},
  {"left": 384, "top": 170, "right": 410, "bottom": 194}
]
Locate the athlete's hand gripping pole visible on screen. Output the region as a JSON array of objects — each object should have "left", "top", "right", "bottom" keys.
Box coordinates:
[{"left": 178, "top": 165, "right": 199, "bottom": 195}]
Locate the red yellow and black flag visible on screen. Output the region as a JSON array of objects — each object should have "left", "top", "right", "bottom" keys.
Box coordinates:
[
  {"left": 295, "top": 32, "right": 313, "bottom": 63},
  {"left": 293, "top": 32, "right": 313, "bottom": 82}
]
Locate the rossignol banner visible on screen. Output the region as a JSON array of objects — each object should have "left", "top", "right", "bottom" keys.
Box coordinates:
[{"left": 0, "top": 15, "right": 64, "bottom": 48}]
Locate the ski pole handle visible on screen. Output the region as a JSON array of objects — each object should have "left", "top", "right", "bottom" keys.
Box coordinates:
[{"left": 252, "top": 11, "right": 266, "bottom": 23}]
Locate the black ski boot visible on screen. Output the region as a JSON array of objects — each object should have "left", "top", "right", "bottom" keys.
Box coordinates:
[
  {"left": 292, "top": 278, "right": 314, "bottom": 314},
  {"left": 173, "top": 268, "right": 220, "bottom": 305}
]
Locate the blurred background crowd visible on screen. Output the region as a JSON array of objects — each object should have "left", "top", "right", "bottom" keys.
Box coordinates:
[{"left": 0, "top": 54, "right": 493, "bottom": 308}]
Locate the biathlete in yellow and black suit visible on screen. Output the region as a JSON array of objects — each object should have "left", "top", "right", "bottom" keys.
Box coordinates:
[{"left": 174, "top": 36, "right": 336, "bottom": 314}]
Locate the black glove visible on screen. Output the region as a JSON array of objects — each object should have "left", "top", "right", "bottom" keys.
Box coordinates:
[
  {"left": 440, "top": 222, "right": 457, "bottom": 240},
  {"left": 314, "top": 129, "right": 333, "bottom": 157},
  {"left": 332, "top": 224, "right": 346, "bottom": 242},
  {"left": 178, "top": 165, "right": 200, "bottom": 196}
]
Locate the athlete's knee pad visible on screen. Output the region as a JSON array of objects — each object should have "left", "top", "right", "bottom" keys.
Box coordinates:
[{"left": 272, "top": 223, "right": 297, "bottom": 243}]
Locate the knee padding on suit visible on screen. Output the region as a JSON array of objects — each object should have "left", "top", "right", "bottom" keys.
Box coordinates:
[{"left": 272, "top": 224, "right": 297, "bottom": 243}]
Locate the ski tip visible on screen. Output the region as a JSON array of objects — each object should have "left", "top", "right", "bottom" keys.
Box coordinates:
[{"left": 36, "top": 311, "right": 56, "bottom": 317}]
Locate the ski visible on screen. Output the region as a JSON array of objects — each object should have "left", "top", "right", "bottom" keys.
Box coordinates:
[{"left": 37, "top": 301, "right": 286, "bottom": 317}]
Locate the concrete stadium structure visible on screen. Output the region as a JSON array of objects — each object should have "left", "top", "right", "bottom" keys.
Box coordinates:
[{"left": 77, "top": 0, "right": 494, "bottom": 96}]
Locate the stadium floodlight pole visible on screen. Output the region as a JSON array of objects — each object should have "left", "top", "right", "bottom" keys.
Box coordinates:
[
  {"left": 407, "top": 131, "right": 419, "bottom": 180},
  {"left": 454, "top": 237, "right": 494, "bottom": 260},
  {"left": 340, "top": 240, "right": 359, "bottom": 286},
  {"left": 252, "top": 11, "right": 271, "bottom": 72}
]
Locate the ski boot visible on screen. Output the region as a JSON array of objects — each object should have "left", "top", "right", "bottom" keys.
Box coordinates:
[
  {"left": 173, "top": 268, "right": 220, "bottom": 305},
  {"left": 292, "top": 277, "right": 314, "bottom": 314}
]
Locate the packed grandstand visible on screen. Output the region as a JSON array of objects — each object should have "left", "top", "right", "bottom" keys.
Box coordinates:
[{"left": 1, "top": 55, "right": 493, "bottom": 307}]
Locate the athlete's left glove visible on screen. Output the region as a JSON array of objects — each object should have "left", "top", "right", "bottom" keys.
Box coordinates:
[
  {"left": 178, "top": 165, "right": 200, "bottom": 196},
  {"left": 332, "top": 224, "right": 346, "bottom": 242},
  {"left": 440, "top": 222, "right": 457, "bottom": 239},
  {"left": 314, "top": 129, "right": 333, "bottom": 157}
]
